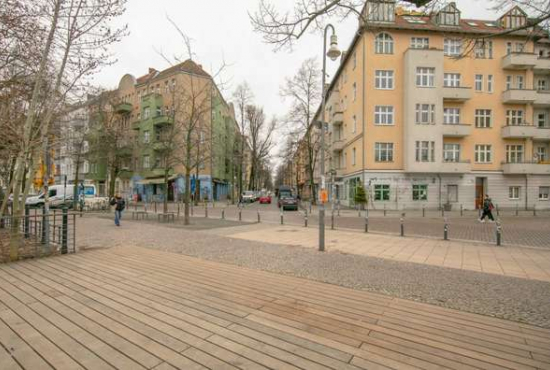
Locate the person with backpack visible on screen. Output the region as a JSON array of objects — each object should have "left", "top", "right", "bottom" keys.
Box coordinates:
[
  {"left": 479, "top": 194, "right": 495, "bottom": 223},
  {"left": 110, "top": 194, "right": 126, "bottom": 226}
]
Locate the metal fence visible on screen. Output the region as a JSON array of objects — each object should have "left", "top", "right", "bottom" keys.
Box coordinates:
[{"left": 0, "top": 208, "right": 77, "bottom": 263}]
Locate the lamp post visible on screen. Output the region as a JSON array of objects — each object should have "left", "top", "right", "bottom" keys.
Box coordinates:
[{"left": 319, "top": 24, "right": 341, "bottom": 252}]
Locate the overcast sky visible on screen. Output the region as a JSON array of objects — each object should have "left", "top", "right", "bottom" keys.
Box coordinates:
[{"left": 92, "top": 0, "right": 499, "bottom": 160}]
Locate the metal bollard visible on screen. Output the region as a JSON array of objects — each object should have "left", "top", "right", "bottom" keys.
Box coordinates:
[
  {"left": 384, "top": 204, "right": 387, "bottom": 217},
  {"left": 365, "top": 216, "right": 369, "bottom": 233},
  {"left": 337, "top": 203, "right": 340, "bottom": 217},
  {"left": 61, "top": 207, "right": 68, "bottom": 254},
  {"left": 222, "top": 209, "right": 225, "bottom": 220},
  {"left": 304, "top": 212, "right": 308, "bottom": 227},
  {"left": 444, "top": 217, "right": 449, "bottom": 241},
  {"left": 191, "top": 204, "right": 193, "bottom": 216},
  {"left": 257, "top": 210, "right": 260, "bottom": 223},
  {"left": 441, "top": 207, "right": 445, "bottom": 218},
  {"left": 358, "top": 209, "right": 361, "bottom": 218},
  {"left": 515, "top": 204, "right": 519, "bottom": 216},
  {"left": 496, "top": 204, "right": 500, "bottom": 217},
  {"left": 422, "top": 206, "right": 425, "bottom": 218},
  {"left": 331, "top": 211, "right": 335, "bottom": 230},
  {"left": 154, "top": 201, "right": 157, "bottom": 213},
  {"left": 239, "top": 209, "right": 242, "bottom": 221},
  {"left": 496, "top": 220, "right": 502, "bottom": 246},
  {"left": 400, "top": 213, "right": 405, "bottom": 237},
  {"left": 205, "top": 204, "right": 208, "bottom": 218},
  {"left": 460, "top": 204, "right": 463, "bottom": 217},
  {"left": 24, "top": 206, "right": 30, "bottom": 239},
  {"left": 177, "top": 202, "right": 180, "bottom": 218},
  {"left": 533, "top": 205, "right": 537, "bottom": 216},
  {"left": 280, "top": 211, "right": 284, "bottom": 225}
]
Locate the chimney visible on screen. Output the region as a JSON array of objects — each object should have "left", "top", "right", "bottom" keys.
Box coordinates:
[{"left": 148, "top": 68, "right": 157, "bottom": 74}]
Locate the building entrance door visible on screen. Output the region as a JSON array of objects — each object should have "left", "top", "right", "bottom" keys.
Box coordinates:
[{"left": 475, "top": 177, "right": 486, "bottom": 209}]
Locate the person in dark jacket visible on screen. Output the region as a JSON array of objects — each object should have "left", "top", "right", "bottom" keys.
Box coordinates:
[
  {"left": 110, "top": 195, "right": 126, "bottom": 226},
  {"left": 479, "top": 194, "right": 495, "bottom": 223}
]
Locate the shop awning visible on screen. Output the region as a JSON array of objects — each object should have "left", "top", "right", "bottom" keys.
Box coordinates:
[{"left": 138, "top": 178, "right": 165, "bottom": 185}]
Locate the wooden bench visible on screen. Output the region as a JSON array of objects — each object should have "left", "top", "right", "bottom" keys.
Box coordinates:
[
  {"left": 132, "top": 211, "right": 149, "bottom": 220},
  {"left": 157, "top": 212, "right": 175, "bottom": 223}
]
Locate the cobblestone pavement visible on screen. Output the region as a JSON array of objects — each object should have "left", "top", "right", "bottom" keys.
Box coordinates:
[
  {"left": 133, "top": 202, "right": 550, "bottom": 249},
  {"left": 78, "top": 215, "right": 550, "bottom": 328}
]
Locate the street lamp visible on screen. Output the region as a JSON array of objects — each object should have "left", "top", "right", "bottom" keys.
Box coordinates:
[{"left": 319, "top": 24, "right": 341, "bottom": 252}]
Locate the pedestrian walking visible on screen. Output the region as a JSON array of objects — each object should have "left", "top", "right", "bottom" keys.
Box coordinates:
[
  {"left": 110, "top": 195, "right": 126, "bottom": 226},
  {"left": 479, "top": 194, "right": 495, "bottom": 223}
]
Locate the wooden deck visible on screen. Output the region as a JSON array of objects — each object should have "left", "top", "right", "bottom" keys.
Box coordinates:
[{"left": 0, "top": 246, "right": 549, "bottom": 370}]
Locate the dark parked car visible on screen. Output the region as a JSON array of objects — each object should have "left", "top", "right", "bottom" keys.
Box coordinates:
[{"left": 278, "top": 195, "right": 298, "bottom": 211}]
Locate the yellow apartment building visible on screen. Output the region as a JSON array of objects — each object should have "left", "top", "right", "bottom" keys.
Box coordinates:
[{"left": 321, "top": 0, "right": 550, "bottom": 210}]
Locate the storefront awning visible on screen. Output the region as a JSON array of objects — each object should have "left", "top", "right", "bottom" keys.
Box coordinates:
[{"left": 138, "top": 178, "right": 165, "bottom": 185}]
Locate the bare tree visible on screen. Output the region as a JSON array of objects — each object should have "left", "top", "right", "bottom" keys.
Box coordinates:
[
  {"left": 245, "top": 105, "right": 277, "bottom": 191},
  {"left": 280, "top": 57, "right": 321, "bottom": 203},
  {"left": 232, "top": 82, "right": 255, "bottom": 194},
  {"left": 250, "top": 0, "right": 550, "bottom": 51}
]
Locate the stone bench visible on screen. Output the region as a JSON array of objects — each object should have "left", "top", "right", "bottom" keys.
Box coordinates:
[
  {"left": 132, "top": 211, "right": 149, "bottom": 220},
  {"left": 157, "top": 212, "right": 175, "bottom": 223}
]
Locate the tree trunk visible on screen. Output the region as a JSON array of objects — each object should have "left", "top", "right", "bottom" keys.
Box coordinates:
[
  {"left": 108, "top": 167, "right": 117, "bottom": 198},
  {"left": 163, "top": 169, "right": 169, "bottom": 214},
  {"left": 184, "top": 169, "right": 191, "bottom": 225}
]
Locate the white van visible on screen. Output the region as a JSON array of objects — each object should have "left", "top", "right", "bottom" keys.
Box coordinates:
[{"left": 26, "top": 185, "right": 75, "bottom": 208}]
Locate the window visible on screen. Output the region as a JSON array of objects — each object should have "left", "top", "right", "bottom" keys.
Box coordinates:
[
  {"left": 475, "top": 109, "right": 492, "bottom": 128},
  {"left": 352, "top": 115, "right": 357, "bottom": 133},
  {"left": 143, "top": 107, "right": 150, "bottom": 119},
  {"left": 375, "top": 143, "right": 394, "bottom": 162},
  {"left": 515, "top": 42, "right": 524, "bottom": 52},
  {"left": 416, "top": 67, "right": 435, "bottom": 87},
  {"left": 353, "top": 83, "right": 357, "bottom": 101},
  {"left": 375, "top": 70, "right": 394, "bottom": 89},
  {"left": 475, "top": 74, "right": 483, "bottom": 91},
  {"left": 415, "top": 104, "right": 435, "bottom": 124},
  {"left": 410, "top": 37, "right": 429, "bottom": 49},
  {"left": 443, "top": 108, "right": 460, "bottom": 124},
  {"left": 474, "top": 40, "right": 493, "bottom": 59},
  {"left": 365, "top": 1, "right": 395, "bottom": 22},
  {"left": 538, "top": 146, "right": 548, "bottom": 162},
  {"left": 475, "top": 144, "right": 492, "bottom": 163},
  {"left": 444, "top": 73, "right": 461, "bottom": 87},
  {"left": 443, "top": 144, "right": 460, "bottom": 162},
  {"left": 516, "top": 75, "right": 524, "bottom": 89},
  {"left": 143, "top": 155, "right": 150, "bottom": 169},
  {"left": 540, "top": 186, "right": 550, "bottom": 201},
  {"left": 487, "top": 75, "right": 493, "bottom": 93},
  {"left": 506, "top": 110, "right": 524, "bottom": 125},
  {"left": 538, "top": 79, "right": 548, "bottom": 91},
  {"left": 143, "top": 130, "right": 150, "bottom": 144},
  {"left": 412, "top": 185, "right": 428, "bottom": 201},
  {"left": 506, "top": 145, "right": 524, "bottom": 163},
  {"left": 537, "top": 113, "right": 548, "bottom": 128},
  {"left": 375, "top": 33, "right": 394, "bottom": 54},
  {"left": 415, "top": 141, "right": 435, "bottom": 162},
  {"left": 506, "top": 42, "right": 512, "bottom": 54},
  {"left": 444, "top": 38, "right": 461, "bottom": 56},
  {"left": 447, "top": 185, "right": 458, "bottom": 203},
  {"left": 374, "top": 185, "right": 390, "bottom": 201},
  {"left": 164, "top": 81, "right": 169, "bottom": 93},
  {"left": 352, "top": 147, "right": 356, "bottom": 166},
  {"left": 506, "top": 75, "right": 512, "bottom": 90},
  {"left": 374, "top": 106, "right": 394, "bottom": 125},
  {"left": 509, "top": 186, "right": 520, "bottom": 200}
]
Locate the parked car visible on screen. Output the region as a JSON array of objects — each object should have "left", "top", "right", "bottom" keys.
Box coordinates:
[
  {"left": 26, "top": 185, "right": 75, "bottom": 208},
  {"left": 241, "top": 191, "right": 256, "bottom": 203},
  {"left": 278, "top": 195, "right": 298, "bottom": 211},
  {"left": 259, "top": 194, "right": 272, "bottom": 204}
]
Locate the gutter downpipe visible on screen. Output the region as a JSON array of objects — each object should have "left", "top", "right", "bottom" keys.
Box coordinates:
[{"left": 361, "top": 29, "right": 367, "bottom": 212}]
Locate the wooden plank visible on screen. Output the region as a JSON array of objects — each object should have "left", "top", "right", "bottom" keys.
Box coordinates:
[{"left": 0, "top": 315, "right": 50, "bottom": 370}]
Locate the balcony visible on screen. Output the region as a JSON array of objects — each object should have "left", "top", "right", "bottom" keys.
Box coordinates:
[
  {"left": 501, "top": 124, "right": 537, "bottom": 139},
  {"left": 334, "top": 168, "right": 345, "bottom": 179},
  {"left": 132, "top": 121, "right": 141, "bottom": 130},
  {"left": 332, "top": 103, "right": 344, "bottom": 125},
  {"left": 501, "top": 52, "right": 538, "bottom": 70},
  {"left": 152, "top": 115, "right": 173, "bottom": 127},
  {"left": 501, "top": 89, "right": 537, "bottom": 104},
  {"left": 501, "top": 161, "right": 550, "bottom": 175},
  {"left": 534, "top": 57, "right": 550, "bottom": 73},
  {"left": 442, "top": 123, "right": 472, "bottom": 137},
  {"left": 332, "top": 139, "right": 345, "bottom": 152},
  {"left": 440, "top": 160, "right": 471, "bottom": 173},
  {"left": 442, "top": 87, "right": 472, "bottom": 102},
  {"left": 534, "top": 90, "right": 550, "bottom": 107},
  {"left": 533, "top": 127, "right": 550, "bottom": 141},
  {"left": 115, "top": 102, "right": 133, "bottom": 114}
]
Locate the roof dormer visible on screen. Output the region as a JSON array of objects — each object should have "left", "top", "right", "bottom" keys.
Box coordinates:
[
  {"left": 498, "top": 6, "right": 527, "bottom": 29},
  {"left": 435, "top": 2, "right": 460, "bottom": 26},
  {"left": 362, "top": 0, "right": 396, "bottom": 23}
]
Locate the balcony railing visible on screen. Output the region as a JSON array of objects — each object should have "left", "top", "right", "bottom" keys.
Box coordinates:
[
  {"left": 332, "top": 139, "right": 345, "bottom": 152},
  {"left": 442, "top": 123, "right": 472, "bottom": 137},
  {"left": 534, "top": 90, "right": 550, "bottom": 107},
  {"left": 152, "top": 115, "right": 173, "bottom": 127},
  {"left": 501, "top": 52, "right": 537, "bottom": 70},
  {"left": 534, "top": 126, "right": 550, "bottom": 141},
  {"left": 501, "top": 89, "right": 537, "bottom": 104},
  {"left": 115, "top": 102, "right": 133, "bottom": 114},
  {"left": 442, "top": 86, "right": 472, "bottom": 101},
  {"left": 535, "top": 57, "right": 550, "bottom": 72},
  {"left": 501, "top": 160, "right": 550, "bottom": 175},
  {"left": 501, "top": 123, "right": 537, "bottom": 139}
]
